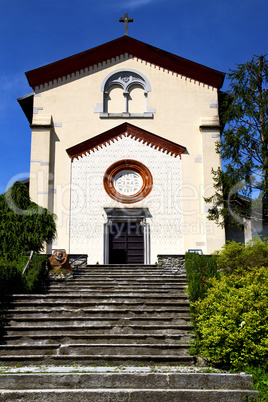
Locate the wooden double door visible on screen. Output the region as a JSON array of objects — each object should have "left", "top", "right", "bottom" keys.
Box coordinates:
[{"left": 109, "top": 221, "right": 144, "bottom": 264}]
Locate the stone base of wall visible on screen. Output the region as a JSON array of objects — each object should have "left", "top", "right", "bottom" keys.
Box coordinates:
[{"left": 157, "top": 254, "right": 185, "bottom": 274}]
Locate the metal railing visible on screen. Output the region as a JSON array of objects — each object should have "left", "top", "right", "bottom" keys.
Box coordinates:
[{"left": 68, "top": 254, "right": 88, "bottom": 272}]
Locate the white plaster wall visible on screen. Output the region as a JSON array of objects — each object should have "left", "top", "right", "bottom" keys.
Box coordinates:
[{"left": 69, "top": 135, "right": 183, "bottom": 264}]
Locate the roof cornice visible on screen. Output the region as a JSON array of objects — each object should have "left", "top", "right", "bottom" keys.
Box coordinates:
[
  {"left": 66, "top": 123, "right": 186, "bottom": 161},
  {"left": 26, "top": 36, "right": 225, "bottom": 90}
]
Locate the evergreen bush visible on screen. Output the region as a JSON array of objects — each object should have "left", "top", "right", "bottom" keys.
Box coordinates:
[
  {"left": 0, "top": 254, "right": 48, "bottom": 334},
  {"left": 0, "top": 181, "right": 56, "bottom": 261},
  {"left": 23, "top": 254, "right": 48, "bottom": 292},
  {"left": 185, "top": 252, "right": 219, "bottom": 304},
  {"left": 0, "top": 259, "right": 24, "bottom": 295},
  {"left": 215, "top": 237, "right": 268, "bottom": 272},
  {"left": 0, "top": 254, "right": 48, "bottom": 296},
  {"left": 0, "top": 180, "right": 56, "bottom": 321},
  {"left": 191, "top": 266, "right": 268, "bottom": 370}
]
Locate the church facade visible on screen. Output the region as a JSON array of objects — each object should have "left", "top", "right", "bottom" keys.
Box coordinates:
[{"left": 19, "top": 36, "right": 226, "bottom": 264}]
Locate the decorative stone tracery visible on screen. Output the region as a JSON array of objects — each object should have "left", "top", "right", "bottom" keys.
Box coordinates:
[
  {"left": 103, "top": 159, "right": 153, "bottom": 204},
  {"left": 94, "top": 68, "right": 155, "bottom": 117},
  {"left": 114, "top": 170, "right": 143, "bottom": 196}
]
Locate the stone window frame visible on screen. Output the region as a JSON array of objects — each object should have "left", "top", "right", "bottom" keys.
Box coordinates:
[{"left": 94, "top": 68, "right": 155, "bottom": 118}]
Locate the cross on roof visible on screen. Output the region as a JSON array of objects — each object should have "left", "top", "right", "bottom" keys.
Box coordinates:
[{"left": 119, "top": 13, "right": 133, "bottom": 36}]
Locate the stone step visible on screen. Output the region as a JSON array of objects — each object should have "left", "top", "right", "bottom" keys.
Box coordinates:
[
  {"left": 68, "top": 280, "right": 187, "bottom": 285},
  {"left": 71, "top": 273, "right": 186, "bottom": 277},
  {"left": 70, "top": 274, "right": 184, "bottom": 279},
  {"left": 81, "top": 269, "right": 186, "bottom": 273},
  {"left": 0, "top": 372, "right": 256, "bottom": 391},
  {"left": 62, "top": 273, "right": 185, "bottom": 277},
  {"left": 1, "top": 333, "right": 195, "bottom": 345},
  {"left": 83, "top": 264, "right": 184, "bottom": 269},
  {"left": 7, "top": 300, "right": 190, "bottom": 308},
  {"left": 80, "top": 272, "right": 186, "bottom": 275},
  {"left": 68, "top": 282, "right": 187, "bottom": 287},
  {"left": 7, "top": 316, "right": 191, "bottom": 326},
  {"left": 0, "top": 343, "right": 191, "bottom": 356},
  {"left": 78, "top": 271, "right": 185, "bottom": 275},
  {"left": 48, "top": 284, "right": 187, "bottom": 289},
  {"left": 86, "top": 264, "right": 158, "bottom": 268},
  {"left": 84, "top": 266, "right": 185, "bottom": 271},
  {"left": 65, "top": 283, "right": 187, "bottom": 288},
  {"left": 81, "top": 267, "right": 154, "bottom": 270},
  {"left": 67, "top": 279, "right": 185, "bottom": 284},
  {"left": 60, "top": 279, "right": 187, "bottom": 285},
  {"left": 4, "top": 323, "right": 194, "bottom": 336},
  {"left": 74, "top": 274, "right": 183, "bottom": 279},
  {"left": 7, "top": 294, "right": 189, "bottom": 302},
  {"left": 9, "top": 301, "right": 190, "bottom": 308},
  {"left": 73, "top": 274, "right": 178, "bottom": 278},
  {"left": 74, "top": 269, "right": 186, "bottom": 274},
  {"left": 84, "top": 265, "right": 184, "bottom": 268},
  {"left": 72, "top": 270, "right": 183, "bottom": 275},
  {"left": 0, "top": 354, "right": 195, "bottom": 366},
  {"left": 75, "top": 268, "right": 185, "bottom": 273},
  {"left": 45, "top": 290, "right": 185, "bottom": 296},
  {"left": 46, "top": 288, "right": 187, "bottom": 294},
  {"left": 46, "top": 287, "right": 185, "bottom": 292},
  {"left": 7, "top": 298, "right": 189, "bottom": 307},
  {"left": 5, "top": 309, "right": 191, "bottom": 318},
  {"left": 74, "top": 271, "right": 186, "bottom": 277},
  {"left": 0, "top": 388, "right": 258, "bottom": 401},
  {"left": 71, "top": 273, "right": 186, "bottom": 278},
  {"left": 78, "top": 266, "right": 185, "bottom": 270}
]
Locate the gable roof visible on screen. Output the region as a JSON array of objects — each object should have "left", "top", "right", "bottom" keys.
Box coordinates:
[
  {"left": 66, "top": 122, "right": 186, "bottom": 161},
  {"left": 26, "top": 36, "right": 225, "bottom": 90}
]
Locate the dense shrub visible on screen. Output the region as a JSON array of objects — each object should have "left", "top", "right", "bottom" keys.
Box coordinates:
[
  {"left": 185, "top": 252, "right": 219, "bottom": 304},
  {"left": 191, "top": 267, "right": 268, "bottom": 370},
  {"left": 0, "top": 254, "right": 48, "bottom": 296},
  {"left": 215, "top": 237, "right": 268, "bottom": 272},
  {"left": 0, "top": 259, "right": 24, "bottom": 295},
  {"left": 22, "top": 254, "right": 48, "bottom": 293},
  {"left": 186, "top": 241, "right": 268, "bottom": 398},
  {"left": 0, "top": 181, "right": 56, "bottom": 261},
  {"left": 0, "top": 254, "right": 48, "bottom": 336}
]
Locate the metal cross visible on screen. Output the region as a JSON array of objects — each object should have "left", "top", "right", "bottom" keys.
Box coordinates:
[{"left": 119, "top": 13, "right": 133, "bottom": 36}]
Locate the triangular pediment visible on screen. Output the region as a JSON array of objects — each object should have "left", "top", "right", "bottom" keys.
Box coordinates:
[
  {"left": 66, "top": 123, "right": 186, "bottom": 161},
  {"left": 26, "top": 36, "right": 225, "bottom": 89}
]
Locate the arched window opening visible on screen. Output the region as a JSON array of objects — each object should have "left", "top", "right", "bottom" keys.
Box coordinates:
[
  {"left": 107, "top": 85, "right": 124, "bottom": 114},
  {"left": 95, "top": 69, "right": 155, "bottom": 118},
  {"left": 128, "top": 84, "right": 146, "bottom": 114}
]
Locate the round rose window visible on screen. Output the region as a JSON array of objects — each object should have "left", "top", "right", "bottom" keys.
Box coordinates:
[
  {"left": 114, "top": 170, "right": 143, "bottom": 196},
  {"left": 103, "top": 160, "right": 153, "bottom": 204}
]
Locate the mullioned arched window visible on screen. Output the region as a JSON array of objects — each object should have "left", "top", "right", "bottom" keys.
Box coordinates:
[{"left": 94, "top": 69, "right": 155, "bottom": 118}]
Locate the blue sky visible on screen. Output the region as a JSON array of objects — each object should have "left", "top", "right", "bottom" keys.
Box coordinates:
[{"left": 0, "top": 0, "right": 267, "bottom": 194}]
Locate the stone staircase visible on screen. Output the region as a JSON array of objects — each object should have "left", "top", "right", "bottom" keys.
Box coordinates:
[
  {"left": 0, "top": 264, "right": 259, "bottom": 400},
  {"left": 0, "top": 264, "right": 194, "bottom": 366}
]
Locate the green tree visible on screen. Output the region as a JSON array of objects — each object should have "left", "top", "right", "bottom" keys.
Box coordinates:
[
  {"left": 205, "top": 55, "right": 268, "bottom": 227},
  {"left": 0, "top": 181, "right": 56, "bottom": 260}
]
